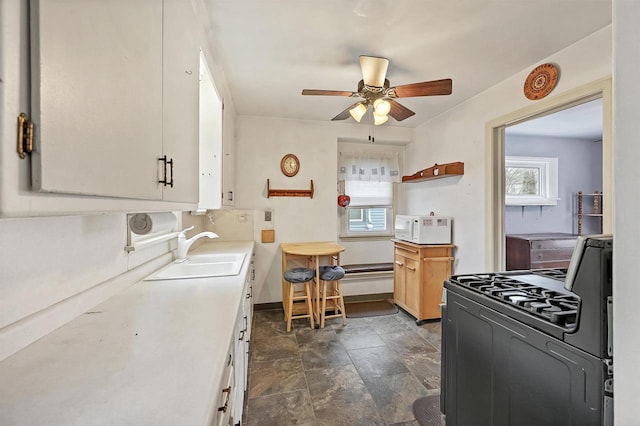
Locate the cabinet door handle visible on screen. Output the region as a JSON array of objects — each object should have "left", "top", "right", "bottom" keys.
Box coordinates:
[
  {"left": 238, "top": 329, "right": 245, "bottom": 340},
  {"left": 395, "top": 260, "right": 404, "bottom": 266},
  {"left": 422, "top": 256, "right": 454, "bottom": 262},
  {"left": 407, "top": 266, "right": 417, "bottom": 271},
  {"left": 218, "top": 386, "right": 231, "bottom": 413},
  {"left": 168, "top": 157, "right": 174, "bottom": 187},
  {"left": 158, "top": 155, "right": 174, "bottom": 187}
]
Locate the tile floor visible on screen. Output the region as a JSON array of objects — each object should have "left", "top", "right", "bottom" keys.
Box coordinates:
[{"left": 244, "top": 307, "right": 443, "bottom": 426}]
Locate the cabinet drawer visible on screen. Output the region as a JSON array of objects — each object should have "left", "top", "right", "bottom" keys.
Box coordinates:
[
  {"left": 530, "top": 239, "right": 577, "bottom": 250},
  {"left": 530, "top": 248, "right": 574, "bottom": 262},
  {"left": 531, "top": 260, "right": 572, "bottom": 269},
  {"left": 395, "top": 245, "right": 420, "bottom": 261}
]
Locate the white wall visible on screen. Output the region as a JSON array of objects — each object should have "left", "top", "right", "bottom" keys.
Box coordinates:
[
  {"left": 405, "top": 26, "right": 612, "bottom": 275},
  {"left": 232, "top": 116, "right": 412, "bottom": 304},
  {"left": 504, "top": 135, "right": 603, "bottom": 235},
  {"left": 612, "top": 1, "right": 640, "bottom": 422}
]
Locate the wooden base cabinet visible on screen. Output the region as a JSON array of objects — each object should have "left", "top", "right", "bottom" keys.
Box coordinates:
[{"left": 393, "top": 240, "right": 455, "bottom": 323}]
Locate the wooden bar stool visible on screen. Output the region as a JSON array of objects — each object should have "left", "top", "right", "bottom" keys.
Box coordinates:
[
  {"left": 318, "top": 265, "right": 346, "bottom": 328},
  {"left": 283, "top": 267, "right": 315, "bottom": 332}
]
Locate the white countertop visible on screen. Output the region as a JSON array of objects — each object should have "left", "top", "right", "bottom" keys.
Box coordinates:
[{"left": 0, "top": 240, "right": 254, "bottom": 426}]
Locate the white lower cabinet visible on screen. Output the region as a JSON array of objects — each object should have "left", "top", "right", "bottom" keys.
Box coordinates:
[
  {"left": 211, "top": 343, "right": 234, "bottom": 426},
  {"left": 232, "top": 256, "right": 254, "bottom": 425}
]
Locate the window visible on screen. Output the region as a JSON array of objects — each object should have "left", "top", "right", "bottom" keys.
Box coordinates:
[
  {"left": 505, "top": 156, "right": 559, "bottom": 205},
  {"left": 339, "top": 152, "right": 400, "bottom": 237}
]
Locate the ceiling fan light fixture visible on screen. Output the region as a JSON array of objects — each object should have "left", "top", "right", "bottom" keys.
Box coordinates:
[
  {"left": 349, "top": 103, "right": 368, "bottom": 122},
  {"left": 373, "top": 98, "right": 391, "bottom": 116},
  {"left": 373, "top": 112, "right": 388, "bottom": 126}
]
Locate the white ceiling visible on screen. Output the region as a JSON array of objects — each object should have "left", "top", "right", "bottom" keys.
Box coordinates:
[
  {"left": 506, "top": 98, "right": 603, "bottom": 140},
  {"left": 203, "top": 0, "right": 611, "bottom": 128}
]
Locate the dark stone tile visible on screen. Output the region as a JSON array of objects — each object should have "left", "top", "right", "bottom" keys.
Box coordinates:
[
  {"left": 299, "top": 339, "right": 352, "bottom": 370},
  {"left": 326, "top": 315, "right": 369, "bottom": 329},
  {"left": 251, "top": 335, "right": 299, "bottom": 362},
  {"left": 249, "top": 358, "right": 307, "bottom": 398},
  {"left": 306, "top": 364, "right": 385, "bottom": 426},
  {"left": 252, "top": 318, "right": 289, "bottom": 339},
  {"left": 400, "top": 351, "right": 442, "bottom": 390},
  {"left": 366, "top": 315, "right": 413, "bottom": 335},
  {"left": 334, "top": 325, "right": 386, "bottom": 350},
  {"left": 364, "top": 372, "right": 429, "bottom": 424},
  {"left": 395, "top": 309, "right": 419, "bottom": 326},
  {"left": 416, "top": 320, "right": 442, "bottom": 349},
  {"left": 348, "top": 346, "right": 409, "bottom": 379},
  {"left": 389, "top": 421, "right": 420, "bottom": 426},
  {"left": 246, "top": 389, "right": 316, "bottom": 426},
  {"left": 253, "top": 308, "right": 285, "bottom": 324},
  {"left": 379, "top": 330, "right": 438, "bottom": 357},
  {"left": 295, "top": 327, "right": 337, "bottom": 345}
]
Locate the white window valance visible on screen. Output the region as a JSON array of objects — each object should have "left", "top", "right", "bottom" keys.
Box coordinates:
[{"left": 338, "top": 152, "right": 400, "bottom": 183}]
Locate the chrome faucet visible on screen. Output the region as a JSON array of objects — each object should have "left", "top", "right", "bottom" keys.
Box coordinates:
[{"left": 175, "top": 226, "right": 219, "bottom": 261}]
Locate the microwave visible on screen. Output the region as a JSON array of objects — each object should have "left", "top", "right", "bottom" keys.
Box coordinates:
[{"left": 394, "top": 215, "right": 452, "bottom": 244}]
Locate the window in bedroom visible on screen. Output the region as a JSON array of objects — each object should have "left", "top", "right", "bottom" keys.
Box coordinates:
[{"left": 505, "top": 156, "right": 559, "bottom": 205}]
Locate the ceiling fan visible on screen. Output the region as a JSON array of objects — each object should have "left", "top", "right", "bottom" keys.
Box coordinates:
[{"left": 302, "top": 55, "right": 452, "bottom": 125}]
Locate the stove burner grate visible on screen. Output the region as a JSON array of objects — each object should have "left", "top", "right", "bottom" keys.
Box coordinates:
[{"left": 450, "top": 273, "right": 580, "bottom": 329}]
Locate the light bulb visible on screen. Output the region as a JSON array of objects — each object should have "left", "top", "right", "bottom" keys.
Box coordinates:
[
  {"left": 373, "top": 98, "right": 391, "bottom": 116},
  {"left": 373, "top": 112, "right": 388, "bottom": 125},
  {"left": 349, "top": 103, "right": 367, "bottom": 122}
]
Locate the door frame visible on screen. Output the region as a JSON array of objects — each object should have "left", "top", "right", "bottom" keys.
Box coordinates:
[{"left": 485, "top": 78, "right": 613, "bottom": 271}]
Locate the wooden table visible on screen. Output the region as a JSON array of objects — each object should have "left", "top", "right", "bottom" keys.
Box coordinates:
[{"left": 280, "top": 242, "right": 345, "bottom": 326}]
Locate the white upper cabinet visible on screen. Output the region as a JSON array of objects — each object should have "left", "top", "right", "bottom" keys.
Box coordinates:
[
  {"left": 29, "top": 0, "right": 199, "bottom": 203},
  {"left": 222, "top": 112, "right": 236, "bottom": 207},
  {"left": 198, "top": 54, "right": 223, "bottom": 211},
  {"left": 30, "top": 0, "right": 164, "bottom": 199},
  {"left": 162, "top": 0, "right": 200, "bottom": 203}
]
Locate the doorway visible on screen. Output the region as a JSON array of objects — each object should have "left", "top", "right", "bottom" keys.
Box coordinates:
[{"left": 485, "top": 79, "right": 612, "bottom": 271}]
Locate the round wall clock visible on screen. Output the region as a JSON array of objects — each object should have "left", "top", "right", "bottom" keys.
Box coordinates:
[
  {"left": 280, "top": 154, "right": 300, "bottom": 177},
  {"left": 523, "top": 63, "right": 559, "bottom": 100}
]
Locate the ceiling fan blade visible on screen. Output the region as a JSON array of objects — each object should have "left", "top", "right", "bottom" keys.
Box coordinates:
[
  {"left": 332, "top": 102, "right": 362, "bottom": 121},
  {"left": 302, "top": 89, "right": 355, "bottom": 96},
  {"left": 388, "top": 99, "right": 415, "bottom": 121},
  {"left": 360, "top": 55, "right": 389, "bottom": 87},
  {"left": 392, "top": 79, "right": 453, "bottom": 98}
]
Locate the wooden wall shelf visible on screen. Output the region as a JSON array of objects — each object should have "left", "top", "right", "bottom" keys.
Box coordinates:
[
  {"left": 267, "top": 179, "right": 314, "bottom": 198},
  {"left": 402, "top": 161, "right": 464, "bottom": 183}
]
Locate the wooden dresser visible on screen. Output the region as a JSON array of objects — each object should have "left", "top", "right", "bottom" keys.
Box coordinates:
[
  {"left": 392, "top": 239, "right": 455, "bottom": 323},
  {"left": 505, "top": 233, "right": 578, "bottom": 270}
]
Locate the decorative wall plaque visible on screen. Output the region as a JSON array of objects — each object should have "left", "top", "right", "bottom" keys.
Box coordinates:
[{"left": 524, "top": 63, "right": 559, "bottom": 100}]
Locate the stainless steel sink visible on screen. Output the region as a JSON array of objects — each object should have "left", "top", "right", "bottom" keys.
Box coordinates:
[{"left": 144, "top": 253, "right": 246, "bottom": 280}]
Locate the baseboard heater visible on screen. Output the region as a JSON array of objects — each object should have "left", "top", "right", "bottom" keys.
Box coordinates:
[{"left": 342, "top": 263, "right": 394, "bottom": 281}]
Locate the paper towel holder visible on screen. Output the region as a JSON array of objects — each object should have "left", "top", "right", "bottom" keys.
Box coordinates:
[{"left": 125, "top": 213, "right": 179, "bottom": 252}]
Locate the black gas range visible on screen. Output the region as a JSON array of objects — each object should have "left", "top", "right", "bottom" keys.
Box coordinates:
[{"left": 441, "top": 235, "right": 613, "bottom": 426}]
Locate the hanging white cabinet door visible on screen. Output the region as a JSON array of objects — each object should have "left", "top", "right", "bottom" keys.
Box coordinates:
[
  {"left": 161, "top": 0, "right": 200, "bottom": 203},
  {"left": 30, "top": 0, "right": 164, "bottom": 200},
  {"left": 30, "top": 0, "right": 200, "bottom": 203}
]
